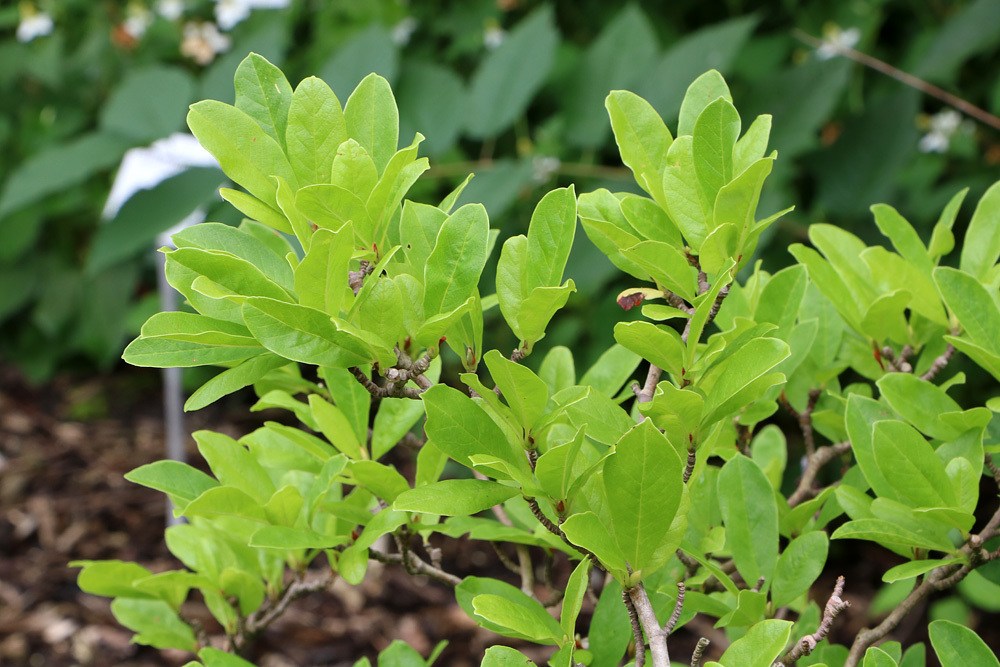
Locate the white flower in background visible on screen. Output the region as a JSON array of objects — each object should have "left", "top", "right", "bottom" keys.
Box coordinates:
[
  {"left": 215, "top": 0, "right": 290, "bottom": 31},
  {"left": 391, "top": 16, "right": 417, "bottom": 46},
  {"left": 181, "top": 21, "right": 231, "bottom": 65},
  {"left": 816, "top": 25, "right": 860, "bottom": 60},
  {"left": 484, "top": 24, "right": 506, "bottom": 50},
  {"left": 532, "top": 156, "right": 561, "bottom": 184},
  {"left": 103, "top": 133, "right": 218, "bottom": 220},
  {"left": 156, "top": 0, "right": 184, "bottom": 21},
  {"left": 123, "top": 3, "right": 154, "bottom": 40},
  {"left": 918, "top": 109, "right": 967, "bottom": 153},
  {"left": 16, "top": 5, "right": 54, "bottom": 43}
]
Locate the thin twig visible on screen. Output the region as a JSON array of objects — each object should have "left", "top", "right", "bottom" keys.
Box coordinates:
[
  {"left": 664, "top": 582, "right": 686, "bottom": 634},
  {"left": 242, "top": 570, "right": 334, "bottom": 637},
  {"left": 844, "top": 502, "right": 1000, "bottom": 666},
  {"left": 349, "top": 366, "right": 423, "bottom": 399},
  {"left": 781, "top": 389, "right": 821, "bottom": 457},
  {"left": 690, "top": 638, "right": 710, "bottom": 667},
  {"left": 921, "top": 343, "right": 956, "bottom": 382},
  {"left": 793, "top": 29, "right": 1000, "bottom": 132},
  {"left": 628, "top": 584, "right": 671, "bottom": 667},
  {"left": 370, "top": 543, "right": 463, "bottom": 587},
  {"left": 787, "top": 441, "right": 852, "bottom": 507},
  {"left": 777, "top": 576, "right": 850, "bottom": 666}
]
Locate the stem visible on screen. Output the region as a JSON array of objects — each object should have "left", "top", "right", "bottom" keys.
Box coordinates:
[
  {"left": 370, "top": 542, "right": 462, "bottom": 587},
  {"left": 793, "top": 29, "right": 1000, "bottom": 132},
  {"left": 787, "top": 441, "right": 852, "bottom": 507},
  {"left": 624, "top": 590, "right": 647, "bottom": 667},
  {"left": 776, "top": 576, "right": 849, "bottom": 665},
  {"left": 921, "top": 343, "right": 956, "bottom": 382},
  {"left": 628, "top": 584, "right": 671, "bottom": 667},
  {"left": 690, "top": 638, "right": 710, "bottom": 667}
]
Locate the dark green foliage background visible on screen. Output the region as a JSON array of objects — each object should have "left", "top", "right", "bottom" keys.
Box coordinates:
[{"left": 1, "top": 0, "right": 998, "bottom": 379}]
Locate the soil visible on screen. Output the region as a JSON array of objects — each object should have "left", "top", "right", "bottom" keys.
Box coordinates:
[{"left": 0, "top": 366, "right": 996, "bottom": 666}]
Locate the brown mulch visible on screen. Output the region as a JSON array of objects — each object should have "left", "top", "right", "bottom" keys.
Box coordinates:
[{"left": 1, "top": 366, "right": 997, "bottom": 666}]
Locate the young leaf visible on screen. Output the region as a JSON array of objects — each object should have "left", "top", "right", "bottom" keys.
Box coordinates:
[
  {"left": 481, "top": 646, "right": 537, "bottom": 666},
  {"left": 234, "top": 53, "right": 293, "bottom": 152},
  {"left": 111, "top": 599, "right": 198, "bottom": 652},
  {"left": 344, "top": 73, "right": 399, "bottom": 174},
  {"left": 692, "top": 97, "right": 741, "bottom": 208},
  {"left": 423, "top": 204, "right": 489, "bottom": 318},
  {"left": 309, "top": 395, "right": 365, "bottom": 459},
  {"left": 286, "top": 76, "right": 348, "bottom": 187},
  {"left": 677, "top": 69, "right": 732, "bottom": 137},
  {"left": 578, "top": 343, "right": 641, "bottom": 397},
  {"left": 185, "top": 354, "right": 289, "bottom": 411},
  {"left": 871, "top": 204, "right": 932, "bottom": 274},
  {"left": 294, "top": 225, "right": 354, "bottom": 316},
  {"left": 125, "top": 461, "right": 219, "bottom": 510},
  {"left": 187, "top": 100, "right": 296, "bottom": 209},
  {"left": 606, "top": 90, "right": 672, "bottom": 204},
  {"left": 958, "top": 180, "right": 1000, "bottom": 282},
  {"left": 560, "top": 558, "right": 592, "bottom": 641},
  {"left": 733, "top": 114, "right": 771, "bottom": 174},
  {"left": 662, "top": 135, "right": 710, "bottom": 249},
  {"left": 718, "top": 455, "right": 779, "bottom": 584},
  {"left": 613, "top": 321, "right": 685, "bottom": 378},
  {"left": 393, "top": 479, "right": 518, "bottom": 516},
  {"left": 539, "top": 345, "right": 575, "bottom": 394},
  {"left": 525, "top": 186, "right": 577, "bottom": 290},
  {"left": 484, "top": 350, "right": 549, "bottom": 432}
]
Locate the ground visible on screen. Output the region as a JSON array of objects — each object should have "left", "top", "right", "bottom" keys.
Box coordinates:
[{"left": 0, "top": 366, "right": 996, "bottom": 666}]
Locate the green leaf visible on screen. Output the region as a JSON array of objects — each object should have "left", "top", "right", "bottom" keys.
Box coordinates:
[
  {"left": 350, "top": 461, "right": 409, "bottom": 504},
  {"left": 685, "top": 259, "right": 735, "bottom": 363},
  {"left": 560, "top": 557, "right": 592, "bottom": 640},
  {"left": 539, "top": 346, "right": 575, "bottom": 394},
  {"left": 525, "top": 186, "right": 577, "bottom": 290},
  {"left": 465, "top": 6, "right": 557, "bottom": 138},
  {"left": 614, "top": 321, "right": 685, "bottom": 378},
  {"left": 864, "top": 647, "right": 900, "bottom": 667},
  {"left": 167, "top": 246, "right": 292, "bottom": 303},
  {"left": 718, "top": 455, "right": 779, "bottom": 584},
  {"left": 125, "top": 461, "right": 219, "bottom": 510},
  {"left": 122, "top": 336, "right": 262, "bottom": 369},
  {"left": 662, "top": 135, "right": 711, "bottom": 249},
  {"left": 755, "top": 264, "right": 808, "bottom": 335},
  {"left": 958, "top": 182, "right": 1000, "bottom": 282},
  {"left": 101, "top": 65, "right": 195, "bottom": 143},
  {"left": 604, "top": 420, "right": 684, "bottom": 575},
  {"left": 678, "top": 70, "right": 733, "bottom": 137},
  {"left": 606, "top": 90, "right": 672, "bottom": 204},
  {"left": 698, "top": 337, "right": 789, "bottom": 425},
  {"left": 219, "top": 188, "right": 292, "bottom": 234},
  {"left": 883, "top": 557, "right": 962, "bottom": 583},
  {"left": 320, "top": 24, "right": 398, "bottom": 99},
  {"left": 579, "top": 343, "right": 642, "bottom": 397},
  {"left": 309, "top": 395, "right": 364, "bottom": 459},
  {"left": 376, "top": 640, "right": 427, "bottom": 667},
  {"left": 929, "top": 619, "right": 1000, "bottom": 667},
  {"left": 481, "top": 646, "right": 536, "bottom": 666},
  {"left": 733, "top": 114, "right": 772, "bottom": 175},
  {"left": 716, "top": 619, "right": 792, "bottom": 667},
  {"left": 871, "top": 203, "right": 932, "bottom": 274},
  {"left": 286, "top": 76, "right": 348, "bottom": 187},
  {"left": 74, "top": 560, "right": 156, "bottom": 600},
  {"left": 294, "top": 225, "right": 354, "bottom": 316},
  {"left": 194, "top": 430, "right": 275, "bottom": 504},
  {"left": 394, "top": 479, "right": 518, "bottom": 516},
  {"left": 876, "top": 374, "right": 967, "bottom": 441},
  {"left": 472, "top": 593, "right": 563, "bottom": 645},
  {"left": 929, "top": 188, "right": 967, "bottom": 261},
  {"left": 186, "top": 354, "right": 289, "bottom": 411},
  {"left": 295, "top": 183, "right": 373, "bottom": 239},
  {"left": 484, "top": 350, "right": 549, "bottom": 432},
  {"left": 372, "top": 398, "right": 425, "bottom": 460},
  {"left": 187, "top": 100, "right": 296, "bottom": 209},
  {"left": 713, "top": 157, "right": 774, "bottom": 248},
  {"left": 692, "top": 97, "right": 741, "bottom": 208},
  {"left": 199, "top": 648, "right": 257, "bottom": 667},
  {"left": 241, "top": 297, "right": 375, "bottom": 368},
  {"left": 248, "top": 525, "right": 347, "bottom": 549},
  {"left": 183, "top": 486, "right": 265, "bottom": 522},
  {"left": 423, "top": 204, "right": 489, "bottom": 318},
  {"left": 771, "top": 532, "right": 829, "bottom": 607},
  {"left": 111, "top": 599, "right": 197, "bottom": 651},
  {"left": 422, "top": 385, "right": 528, "bottom": 477},
  {"left": 935, "top": 266, "right": 1000, "bottom": 353},
  {"left": 353, "top": 509, "right": 408, "bottom": 550},
  {"left": 621, "top": 240, "right": 698, "bottom": 300},
  {"left": 561, "top": 511, "right": 627, "bottom": 578},
  {"left": 831, "top": 518, "right": 953, "bottom": 553},
  {"left": 872, "top": 420, "right": 956, "bottom": 508},
  {"left": 234, "top": 53, "right": 293, "bottom": 152},
  {"left": 344, "top": 73, "right": 399, "bottom": 174},
  {"left": 845, "top": 395, "right": 899, "bottom": 502}
]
